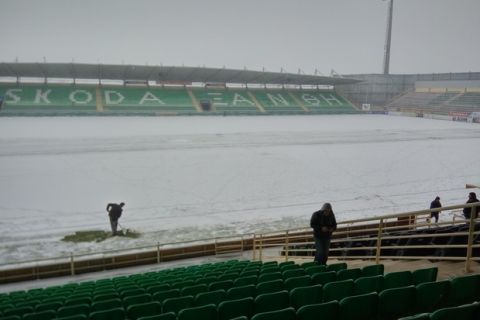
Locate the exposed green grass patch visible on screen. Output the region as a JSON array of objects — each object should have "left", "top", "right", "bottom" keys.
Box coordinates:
[{"left": 62, "top": 229, "right": 141, "bottom": 243}]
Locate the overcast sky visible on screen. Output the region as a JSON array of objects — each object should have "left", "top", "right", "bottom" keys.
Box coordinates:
[{"left": 1, "top": 0, "right": 479, "bottom": 75}]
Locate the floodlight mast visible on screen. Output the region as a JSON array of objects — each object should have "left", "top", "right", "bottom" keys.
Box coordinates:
[{"left": 383, "top": 0, "right": 394, "bottom": 74}]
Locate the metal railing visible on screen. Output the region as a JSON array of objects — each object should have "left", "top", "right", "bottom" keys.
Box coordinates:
[
  {"left": 0, "top": 202, "right": 478, "bottom": 284},
  {"left": 253, "top": 203, "right": 480, "bottom": 272}
]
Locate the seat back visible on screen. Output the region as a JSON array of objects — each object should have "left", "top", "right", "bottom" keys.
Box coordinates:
[
  {"left": 126, "top": 301, "right": 162, "bottom": 320},
  {"left": 361, "top": 264, "right": 384, "bottom": 277},
  {"left": 383, "top": 271, "right": 413, "bottom": 290},
  {"left": 177, "top": 304, "right": 217, "bottom": 320},
  {"left": 284, "top": 275, "right": 311, "bottom": 291},
  {"left": 296, "top": 301, "right": 339, "bottom": 320},
  {"left": 337, "top": 268, "right": 362, "bottom": 281},
  {"left": 311, "top": 271, "right": 336, "bottom": 285},
  {"left": 217, "top": 297, "right": 254, "bottom": 320},
  {"left": 323, "top": 279, "right": 354, "bottom": 302},
  {"left": 338, "top": 292, "right": 378, "bottom": 320},
  {"left": 161, "top": 296, "right": 194, "bottom": 315},
  {"left": 194, "top": 289, "right": 226, "bottom": 307},
  {"left": 289, "top": 284, "right": 323, "bottom": 309},
  {"left": 354, "top": 275, "right": 384, "bottom": 295},
  {"left": 89, "top": 307, "right": 125, "bottom": 320},
  {"left": 430, "top": 302, "right": 478, "bottom": 320},
  {"left": 226, "top": 285, "right": 256, "bottom": 300},
  {"left": 250, "top": 307, "right": 296, "bottom": 320},
  {"left": 378, "top": 286, "right": 416, "bottom": 320},
  {"left": 254, "top": 290, "right": 290, "bottom": 314},
  {"left": 415, "top": 280, "right": 450, "bottom": 313},
  {"left": 256, "top": 279, "right": 285, "bottom": 296},
  {"left": 412, "top": 267, "right": 438, "bottom": 285}
]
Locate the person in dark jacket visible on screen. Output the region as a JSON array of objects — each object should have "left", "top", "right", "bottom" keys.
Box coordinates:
[
  {"left": 463, "top": 192, "right": 479, "bottom": 220},
  {"left": 310, "top": 203, "right": 337, "bottom": 265},
  {"left": 430, "top": 196, "right": 442, "bottom": 223},
  {"left": 106, "top": 202, "right": 125, "bottom": 236}
]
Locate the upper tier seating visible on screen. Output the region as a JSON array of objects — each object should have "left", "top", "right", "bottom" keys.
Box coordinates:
[{"left": 0, "top": 84, "right": 357, "bottom": 116}]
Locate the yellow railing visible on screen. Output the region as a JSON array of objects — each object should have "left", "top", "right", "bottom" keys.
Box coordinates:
[
  {"left": 0, "top": 203, "right": 478, "bottom": 283},
  {"left": 253, "top": 203, "right": 480, "bottom": 272}
]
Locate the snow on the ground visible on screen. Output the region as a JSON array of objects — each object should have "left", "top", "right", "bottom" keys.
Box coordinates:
[{"left": 0, "top": 115, "right": 479, "bottom": 265}]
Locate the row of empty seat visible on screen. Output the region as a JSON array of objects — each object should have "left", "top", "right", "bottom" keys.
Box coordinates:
[
  {"left": 0, "top": 85, "right": 357, "bottom": 116},
  {"left": 387, "top": 91, "right": 480, "bottom": 115},
  {"left": 2, "top": 257, "right": 476, "bottom": 320}
]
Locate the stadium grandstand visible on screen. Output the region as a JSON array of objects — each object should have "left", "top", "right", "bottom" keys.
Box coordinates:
[
  {"left": 1, "top": 63, "right": 480, "bottom": 320},
  {"left": 0, "top": 63, "right": 359, "bottom": 116}
]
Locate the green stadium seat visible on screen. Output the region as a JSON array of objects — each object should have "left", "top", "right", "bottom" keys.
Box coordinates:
[
  {"left": 354, "top": 275, "right": 384, "bottom": 295},
  {"left": 430, "top": 302, "right": 479, "bottom": 320},
  {"left": 226, "top": 284, "right": 256, "bottom": 300},
  {"left": 208, "top": 280, "right": 234, "bottom": 291},
  {"left": 56, "top": 302, "right": 90, "bottom": 318},
  {"left": 126, "top": 301, "right": 162, "bottom": 320},
  {"left": 447, "top": 274, "right": 480, "bottom": 306},
  {"left": 89, "top": 307, "right": 126, "bottom": 320},
  {"left": 282, "top": 269, "right": 306, "bottom": 279},
  {"left": 233, "top": 275, "right": 257, "bottom": 287},
  {"left": 146, "top": 284, "right": 171, "bottom": 295},
  {"left": 383, "top": 271, "right": 412, "bottom": 290},
  {"left": 217, "top": 297, "right": 254, "bottom": 320},
  {"left": 56, "top": 315, "right": 88, "bottom": 320},
  {"left": 412, "top": 267, "right": 438, "bottom": 285},
  {"left": 152, "top": 289, "right": 180, "bottom": 304},
  {"left": 195, "top": 276, "right": 218, "bottom": 286},
  {"left": 194, "top": 289, "right": 226, "bottom": 306},
  {"left": 171, "top": 280, "right": 195, "bottom": 290},
  {"left": 35, "top": 301, "right": 62, "bottom": 312},
  {"left": 218, "top": 273, "right": 239, "bottom": 281},
  {"left": 284, "top": 275, "right": 311, "bottom": 291},
  {"left": 415, "top": 280, "right": 450, "bottom": 313},
  {"left": 300, "top": 262, "right": 318, "bottom": 269},
  {"left": 256, "top": 279, "right": 285, "bottom": 295},
  {"left": 311, "top": 271, "right": 336, "bottom": 285},
  {"left": 123, "top": 293, "right": 152, "bottom": 309},
  {"left": 337, "top": 268, "right": 362, "bottom": 281},
  {"left": 161, "top": 295, "right": 194, "bottom": 315},
  {"left": 289, "top": 284, "right": 323, "bottom": 309},
  {"left": 338, "top": 292, "right": 378, "bottom": 320},
  {"left": 180, "top": 284, "right": 207, "bottom": 297},
  {"left": 121, "top": 288, "right": 146, "bottom": 299},
  {"left": 258, "top": 272, "right": 282, "bottom": 283},
  {"left": 91, "top": 298, "right": 123, "bottom": 312},
  {"left": 323, "top": 279, "right": 354, "bottom": 302},
  {"left": 64, "top": 297, "right": 91, "bottom": 306},
  {"left": 2, "top": 306, "right": 34, "bottom": 318},
  {"left": 22, "top": 310, "right": 56, "bottom": 320},
  {"left": 398, "top": 314, "right": 430, "bottom": 320},
  {"left": 296, "top": 300, "right": 339, "bottom": 320},
  {"left": 378, "top": 286, "right": 416, "bottom": 320},
  {"left": 279, "top": 263, "right": 298, "bottom": 272},
  {"left": 254, "top": 290, "right": 290, "bottom": 313},
  {"left": 137, "top": 312, "right": 176, "bottom": 320},
  {"left": 326, "top": 262, "right": 347, "bottom": 272},
  {"left": 259, "top": 267, "right": 280, "bottom": 275},
  {"left": 304, "top": 265, "right": 326, "bottom": 275},
  {"left": 93, "top": 293, "right": 119, "bottom": 302},
  {"left": 251, "top": 307, "right": 296, "bottom": 320},
  {"left": 361, "top": 264, "right": 384, "bottom": 277},
  {"left": 240, "top": 270, "right": 258, "bottom": 278},
  {"left": 178, "top": 304, "right": 217, "bottom": 320},
  {"left": 0, "top": 316, "right": 21, "bottom": 320}
]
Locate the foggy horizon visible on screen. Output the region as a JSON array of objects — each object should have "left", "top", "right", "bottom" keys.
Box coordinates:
[{"left": 1, "top": 0, "right": 479, "bottom": 76}]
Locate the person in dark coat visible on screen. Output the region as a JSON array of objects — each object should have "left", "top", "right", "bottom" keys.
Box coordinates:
[
  {"left": 106, "top": 202, "right": 125, "bottom": 236},
  {"left": 463, "top": 192, "right": 479, "bottom": 220},
  {"left": 310, "top": 203, "right": 337, "bottom": 265},
  {"left": 430, "top": 196, "right": 442, "bottom": 223}
]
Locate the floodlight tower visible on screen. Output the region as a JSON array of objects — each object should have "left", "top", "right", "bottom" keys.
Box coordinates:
[{"left": 383, "top": 0, "right": 394, "bottom": 74}]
